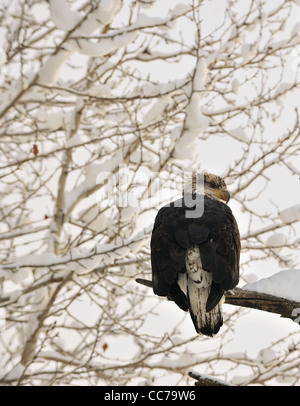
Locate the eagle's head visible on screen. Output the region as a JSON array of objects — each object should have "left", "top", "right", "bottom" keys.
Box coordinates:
[
  {"left": 183, "top": 172, "right": 230, "bottom": 203},
  {"left": 203, "top": 172, "right": 230, "bottom": 203}
]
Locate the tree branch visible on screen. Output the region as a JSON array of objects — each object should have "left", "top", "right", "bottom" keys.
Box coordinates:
[
  {"left": 21, "top": 272, "right": 73, "bottom": 366},
  {"left": 188, "top": 371, "right": 235, "bottom": 386},
  {"left": 135, "top": 278, "right": 300, "bottom": 323}
]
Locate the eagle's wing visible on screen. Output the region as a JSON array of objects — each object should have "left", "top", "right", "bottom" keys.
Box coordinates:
[
  {"left": 151, "top": 195, "right": 240, "bottom": 312},
  {"left": 151, "top": 202, "right": 189, "bottom": 311}
]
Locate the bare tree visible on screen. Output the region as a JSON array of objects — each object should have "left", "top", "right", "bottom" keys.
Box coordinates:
[{"left": 1, "top": 0, "right": 300, "bottom": 386}]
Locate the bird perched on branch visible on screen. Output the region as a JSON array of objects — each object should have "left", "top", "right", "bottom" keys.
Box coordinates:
[{"left": 151, "top": 172, "right": 240, "bottom": 336}]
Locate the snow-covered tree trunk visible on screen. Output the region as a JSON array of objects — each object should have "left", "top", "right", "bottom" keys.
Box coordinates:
[{"left": 1, "top": 0, "right": 300, "bottom": 386}]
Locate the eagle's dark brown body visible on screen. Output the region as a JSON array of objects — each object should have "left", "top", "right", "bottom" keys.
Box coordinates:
[{"left": 151, "top": 194, "right": 240, "bottom": 336}]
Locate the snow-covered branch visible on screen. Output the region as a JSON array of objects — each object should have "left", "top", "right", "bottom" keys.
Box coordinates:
[{"left": 136, "top": 275, "right": 300, "bottom": 324}]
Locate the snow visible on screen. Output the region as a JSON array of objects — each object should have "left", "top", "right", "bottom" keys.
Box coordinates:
[
  {"left": 0, "top": 288, "right": 22, "bottom": 305},
  {"left": 141, "top": 82, "right": 160, "bottom": 96},
  {"left": 0, "top": 364, "right": 25, "bottom": 382},
  {"left": 246, "top": 22, "right": 258, "bottom": 33},
  {"left": 38, "top": 49, "right": 72, "bottom": 86},
  {"left": 274, "top": 82, "right": 291, "bottom": 98},
  {"left": 158, "top": 352, "right": 196, "bottom": 368},
  {"left": 241, "top": 42, "right": 257, "bottom": 61},
  {"left": 280, "top": 203, "right": 300, "bottom": 223},
  {"left": 256, "top": 348, "right": 277, "bottom": 364},
  {"left": 129, "top": 239, "right": 147, "bottom": 254},
  {"left": 228, "top": 127, "right": 249, "bottom": 143},
  {"left": 0, "top": 77, "right": 23, "bottom": 115},
  {"left": 185, "top": 93, "right": 210, "bottom": 131},
  {"left": 64, "top": 148, "right": 124, "bottom": 212},
  {"left": 134, "top": 14, "right": 166, "bottom": 29},
  {"left": 139, "top": 0, "right": 156, "bottom": 9},
  {"left": 79, "top": 206, "right": 114, "bottom": 233},
  {"left": 193, "top": 58, "right": 208, "bottom": 91},
  {"left": 291, "top": 22, "right": 300, "bottom": 37},
  {"left": 50, "top": 0, "right": 118, "bottom": 35},
  {"left": 174, "top": 90, "right": 210, "bottom": 158},
  {"left": 95, "top": 0, "right": 121, "bottom": 25},
  {"left": 113, "top": 32, "right": 137, "bottom": 48},
  {"left": 65, "top": 133, "right": 83, "bottom": 148},
  {"left": 40, "top": 1, "right": 133, "bottom": 87},
  {"left": 264, "top": 233, "right": 286, "bottom": 247},
  {"left": 69, "top": 31, "right": 137, "bottom": 57},
  {"left": 232, "top": 78, "right": 240, "bottom": 94},
  {"left": 64, "top": 98, "right": 84, "bottom": 135},
  {"left": 69, "top": 38, "right": 114, "bottom": 57},
  {"left": 87, "top": 83, "right": 111, "bottom": 97},
  {"left": 34, "top": 110, "right": 64, "bottom": 131},
  {"left": 223, "top": 39, "right": 235, "bottom": 54},
  {"left": 26, "top": 312, "right": 42, "bottom": 339},
  {"left": 243, "top": 269, "right": 300, "bottom": 302},
  {"left": 120, "top": 197, "right": 138, "bottom": 222},
  {"left": 243, "top": 273, "right": 258, "bottom": 284},
  {"left": 49, "top": 0, "right": 121, "bottom": 32},
  {"left": 0, "top": 47, "right": 7, "bottom": 65},
  {"left": 174, "top": 135, "right": 198, "bottom": 160},
  {"left": 49, "top": 0, "right": 81, "bottom": 31},
  {"left": 2, "top": 226, "right": 151, "bottom": 278},
  {"left": 171, "top": 3, "right": 191, "bottom": 17},
  {"left": 143, "top": 96, "right": 170, "bottom": 125}
]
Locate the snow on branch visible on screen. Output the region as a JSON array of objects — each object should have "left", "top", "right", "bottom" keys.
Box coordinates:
[
  {"left": 20, "top": 271, "right": 73, "bottom": 366},
  {"left": 225, "top": 288, "right": 300, "bottom": 322},
  {"left": 2, "top": 226, "right": 151, "bottom": 275},
  {"left": 136, "top": 273, "right": 300, "bottom": 324}
]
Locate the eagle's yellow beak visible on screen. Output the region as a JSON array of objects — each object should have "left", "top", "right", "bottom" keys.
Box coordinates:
[
  {"left": 220, "top": 190, "right": 230, "bottom": 203},
  {"left": 211, "top": 189, "right": 230, "bottom": 203}
]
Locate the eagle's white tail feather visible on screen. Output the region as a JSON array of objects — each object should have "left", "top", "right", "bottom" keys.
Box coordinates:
[
  {"left": 187, "top": 276, "right": 223, "bottom": 336},
  {"left": 180, "top": 246, "right": 223, "bottom": 336}
]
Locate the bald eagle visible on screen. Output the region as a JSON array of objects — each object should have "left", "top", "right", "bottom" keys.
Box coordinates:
[{"left": 151, "top": 172, "right": 240, "bottom": 336}]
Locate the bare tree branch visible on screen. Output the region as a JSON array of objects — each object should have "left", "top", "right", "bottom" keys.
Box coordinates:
[{"left": 188, "top": 371, "right": 235, "bottom": 386}]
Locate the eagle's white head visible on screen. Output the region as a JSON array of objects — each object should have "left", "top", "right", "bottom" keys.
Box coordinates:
[{"left": 183, "top": 171, "right": 230, "bottom": 203}]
